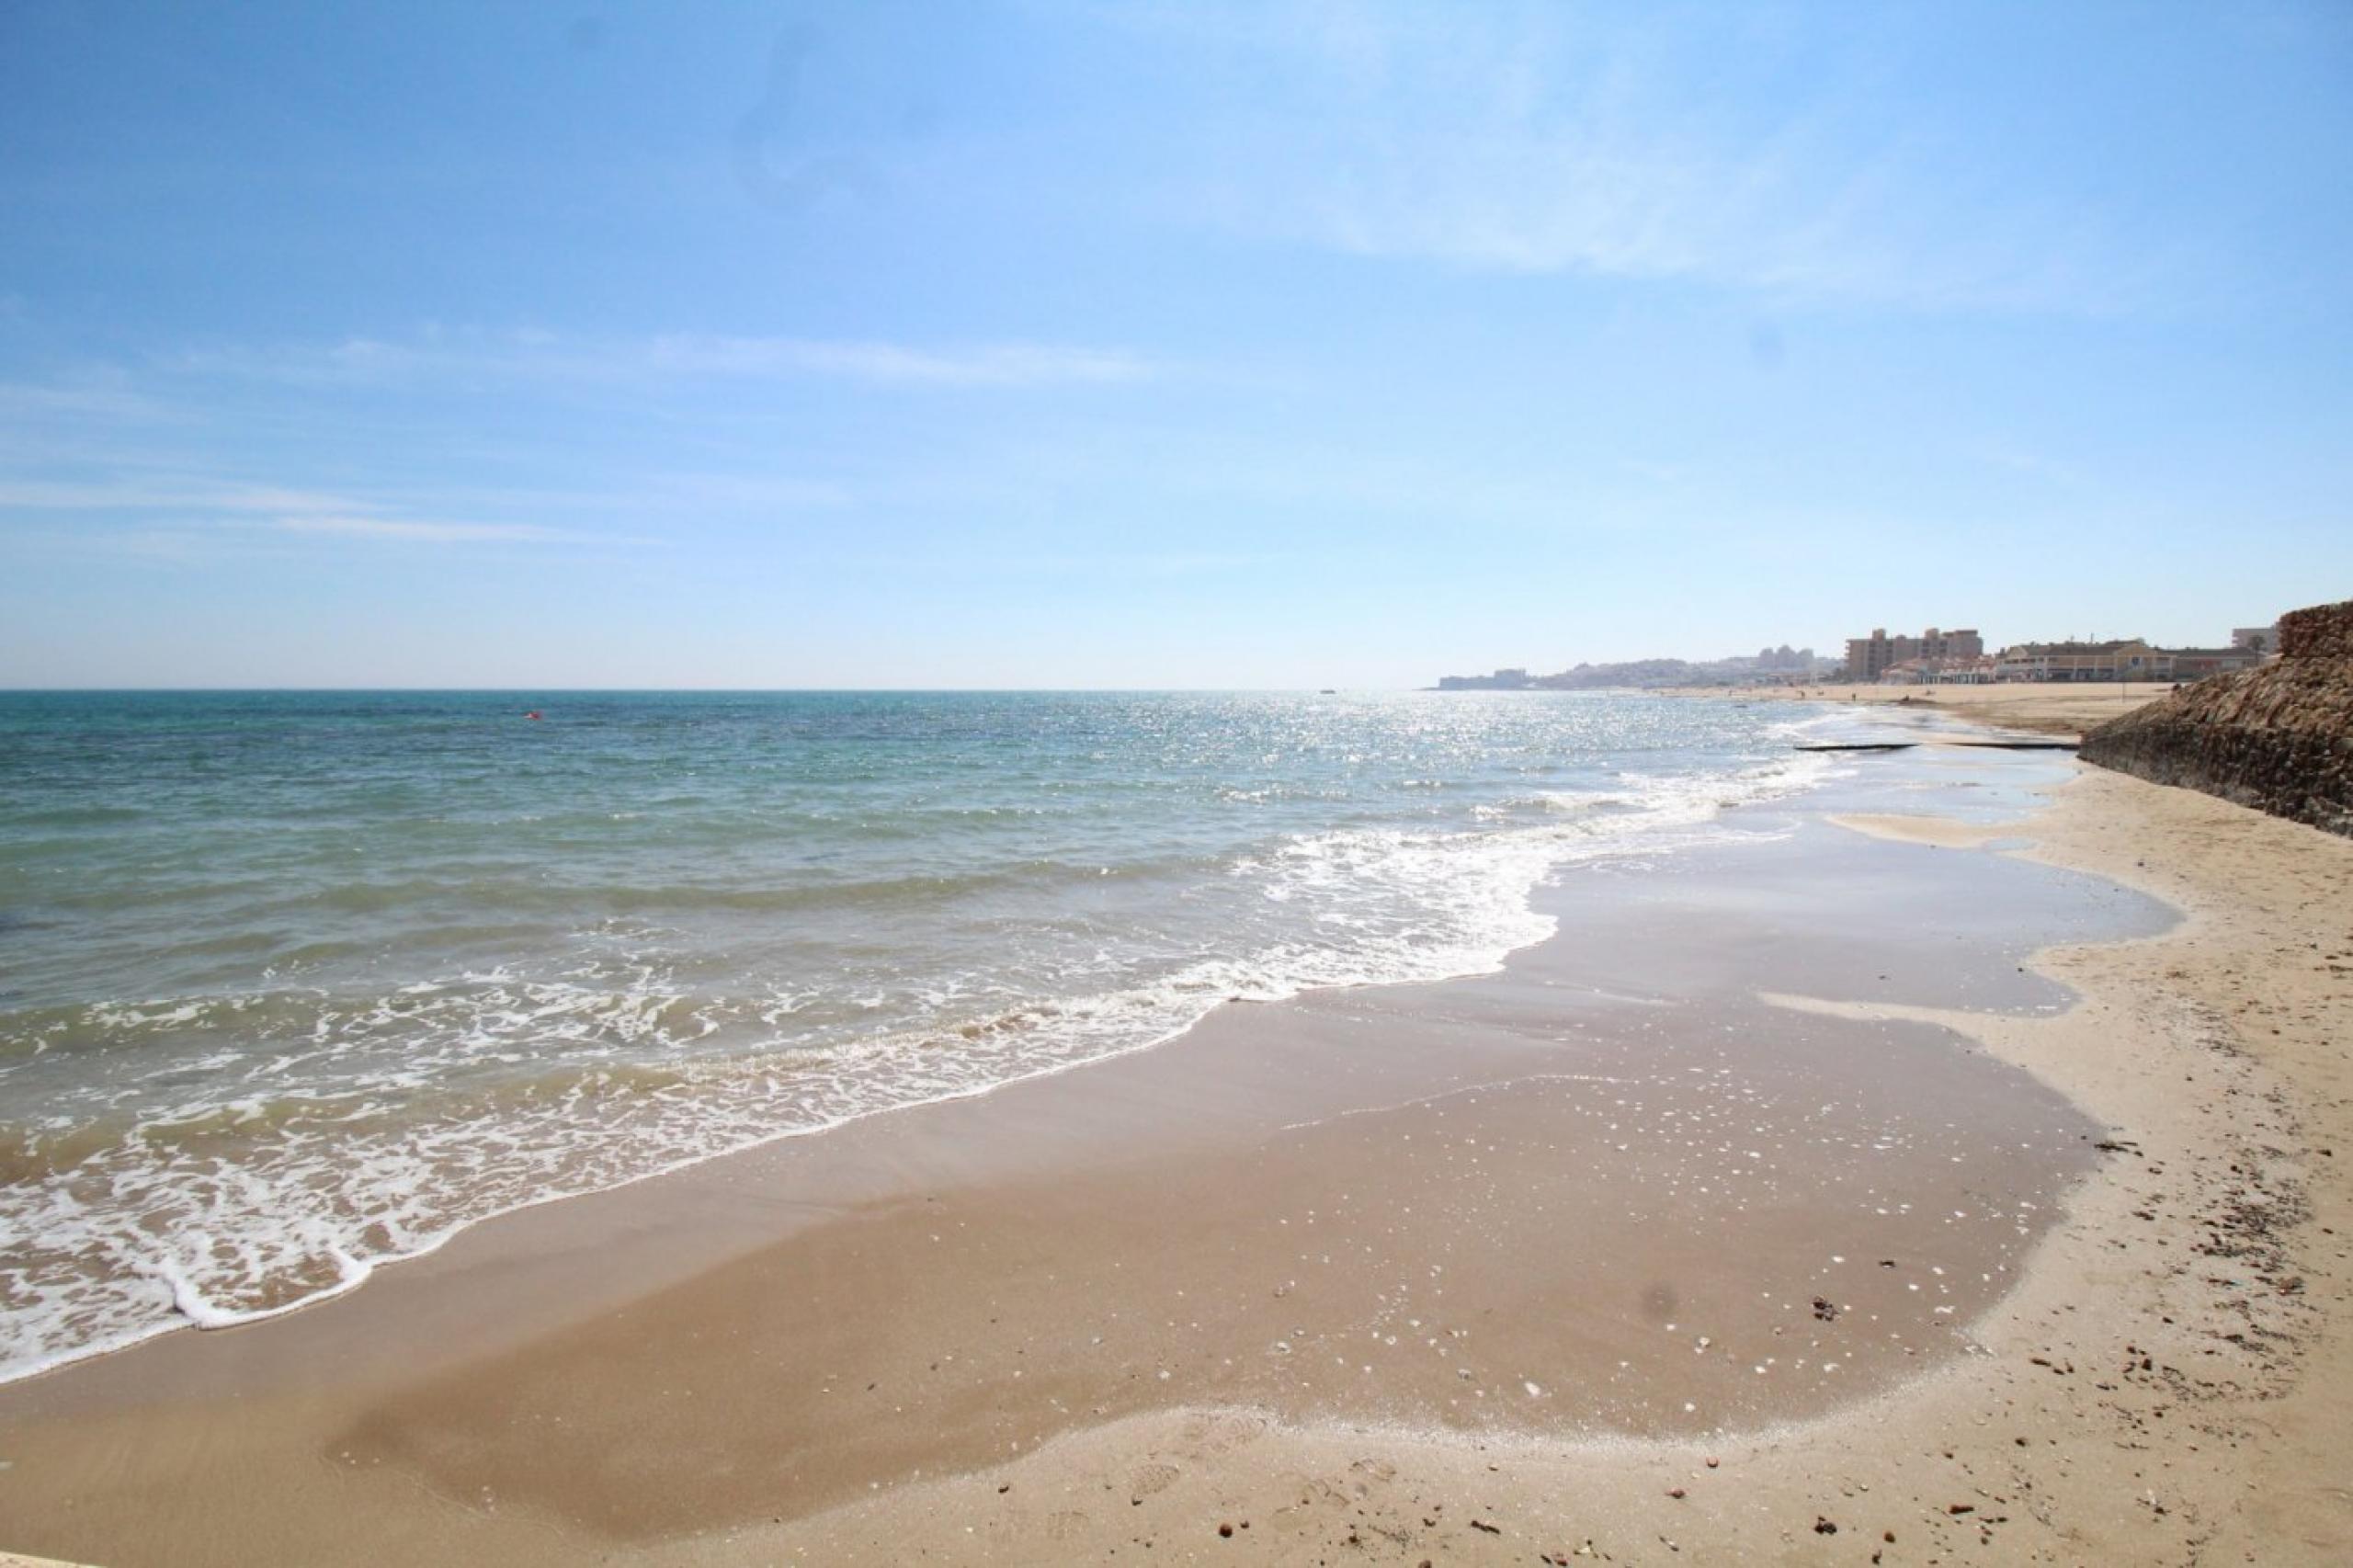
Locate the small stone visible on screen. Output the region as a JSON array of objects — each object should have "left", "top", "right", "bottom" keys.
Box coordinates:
[
  {"left": 1218, "top": 1523, "right": 1233, "bottom": 1538},
  {"left": 1814, "top": 1517, "right": 1838, "bottom": 1535}
]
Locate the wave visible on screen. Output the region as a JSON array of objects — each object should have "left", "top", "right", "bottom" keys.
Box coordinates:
[{"left": 0, "top": 743, "right": 1837, "bottom": 1385}]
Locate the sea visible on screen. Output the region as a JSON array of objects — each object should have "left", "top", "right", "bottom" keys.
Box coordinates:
[{"left": 0, "top": 689, "right": 1843, "bottom": 1382}]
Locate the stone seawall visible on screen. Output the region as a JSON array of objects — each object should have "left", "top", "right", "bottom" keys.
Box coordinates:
[{"left": 2079, "top": 599, "right": 2353, "bottom": 837}]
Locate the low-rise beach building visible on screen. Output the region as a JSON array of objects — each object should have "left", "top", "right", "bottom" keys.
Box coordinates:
[
  {"left": 1992, "top": 640, "right": 2265, "bottom": 683},
  {"left": 1995, "top": 640, "right": 2162, "bottom": 682},
  {"left": 1927, "top": 655, "right": 1999, "bottom": 685},
  {"left": 2170, "top": 646, "right": 2268, "bottom": 678},
  {"left": 1877, "top": 654, "right": 1999, "bottom": 686}
]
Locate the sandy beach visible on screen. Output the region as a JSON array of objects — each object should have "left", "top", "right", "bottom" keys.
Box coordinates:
[
  {"left": 3, "top": 691, "right": 2348, "bottom": 1566},
  {"left": 8, "top": 3, "right": 2344, "bottom": 1561},
  {"left": 1674, "top": 681, "right": 2170, "bottom": 738}
]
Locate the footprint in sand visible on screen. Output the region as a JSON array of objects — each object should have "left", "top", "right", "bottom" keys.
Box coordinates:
[
  {"left": 1129, "top": 1460, "right": 1182, "bottom": 1500},
  {"left": 1181, "top": 1411, "right": 1270, "bottom": 1456}
]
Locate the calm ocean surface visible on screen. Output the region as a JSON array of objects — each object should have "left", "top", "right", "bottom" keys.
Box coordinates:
[{"left": 0, "top": 690, "right": 1836, "bottom": 1381}]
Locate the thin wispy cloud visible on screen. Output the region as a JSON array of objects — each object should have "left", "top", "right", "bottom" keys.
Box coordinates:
[
  {"left": 645, "top": 335, "right": 1153, "bottom": 387},
  {"left": 941, "top": 548, "right": 1271, "bottom": 578},
  {"left": 0, "top": 379, "right": 175, "bottom": 422},
  {"left": 2, "top": 0, "right": 2339, "bottom": 687},
  {"left": 1086, "top": 0, "right": 2172, "bottom": 313},
  {"left": 167, "top": 331, "right": 1160, "bottom": 392},
  {"left": 0, "top": 327, "right": 1155, "bottom": 571},
  {"left": 0, "top": 472, "right": 596, "bottom": 554},
  {"left": 269, "top": 516, "right": 576, "bottom": 544},
  {"left": 0, "top": 478, "right": 358, "bottom": 514}
]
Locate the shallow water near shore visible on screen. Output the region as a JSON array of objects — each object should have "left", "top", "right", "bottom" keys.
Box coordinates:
[
  {"left": 324, "top": 817, "right": 2162, "bottom": 1540},
  {"left": 2, "top": 689, "right": 1844, "bottom": 1381},
  {"left": 0, "top": 720, "right": 2184, "bottom": 1567}
]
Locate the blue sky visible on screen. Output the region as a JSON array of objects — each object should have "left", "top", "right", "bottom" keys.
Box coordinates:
[{"left": 2, "top": 0, "right": 2348, "bottom": 687}]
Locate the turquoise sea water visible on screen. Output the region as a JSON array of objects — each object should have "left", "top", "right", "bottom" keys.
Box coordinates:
[{"left": 0, "top": 690, "right": 1836, "bottom": 1381}]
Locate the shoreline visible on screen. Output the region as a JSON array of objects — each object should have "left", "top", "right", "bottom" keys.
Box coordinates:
[
  {"left": 3, "top": 696, "right": 2348, "bottom": 1563},
  {"left": 746, "top": 726, "right": 2349, "bottom": 1564},
  {"left": 1663, "top": 680, "right": 2165, "bottom": 738},
  {"left": 0, "top": 697, "right": 1836, "bottom": 1396}
]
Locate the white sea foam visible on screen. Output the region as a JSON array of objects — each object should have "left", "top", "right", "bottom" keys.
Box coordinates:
[{"left": 0, "top": 736, "right": 1838, "bottom": 1385}]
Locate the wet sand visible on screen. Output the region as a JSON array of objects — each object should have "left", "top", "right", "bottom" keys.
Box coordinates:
[
  {"left": 5, "top": 710, "right": 2350, "bottom": 1566},
  {"left": 317, "top": 818, "right": 2142, "bottom": 1543}
]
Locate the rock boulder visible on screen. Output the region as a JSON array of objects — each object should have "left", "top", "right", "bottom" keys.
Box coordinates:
[{"left": 2079, "top": 599, "right": 2353, "bottom": 837}]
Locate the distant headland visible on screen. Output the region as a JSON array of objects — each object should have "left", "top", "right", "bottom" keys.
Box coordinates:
[{"left": 1433, "top": 645, "right": 1830, "bottom": 690}]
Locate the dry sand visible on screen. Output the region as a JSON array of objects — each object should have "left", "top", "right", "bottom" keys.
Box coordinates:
[
  {"left": 3, "top": 688, "right": 2348, "bottom": 1566},
  {"left": 1676, "top": 681, "right": 2166, "bottom": 739}
]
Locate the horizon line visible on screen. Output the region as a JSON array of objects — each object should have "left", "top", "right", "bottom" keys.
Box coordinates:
[{"left": 0, "top": 673, "right": 1864, "bottom": 696}]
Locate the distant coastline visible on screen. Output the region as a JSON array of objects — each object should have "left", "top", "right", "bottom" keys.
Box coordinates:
[{"left": 1433, "top": 644, "right": 1831, "bottom": 691}]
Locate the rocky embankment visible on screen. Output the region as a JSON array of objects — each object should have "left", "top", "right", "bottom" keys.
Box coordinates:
[{"left": 2081, "top": 598, "right": 2353, "bottom": 835}]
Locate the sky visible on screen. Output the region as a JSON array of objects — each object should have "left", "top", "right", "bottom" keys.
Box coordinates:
[{"left": 1, "top": 0, "right": 2348, "bottom": 688}]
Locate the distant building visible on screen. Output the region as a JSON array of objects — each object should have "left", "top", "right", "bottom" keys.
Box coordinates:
[
  {"left": 2168, "top": 646, "right": 2267, "bottom": 678},
  {"left": 1435, "top": 667, "right": 1535, "bottom": 690},
  {"left": 1995, "top": 640, "right": 2159, "bottom": 682},
  {"left": 1845, "top": 630, "right": 1902, "bottom": 682},
  {"left": 1924, "top": 655, "right": 1998, "bottom": 685},
  {"left": 1878, "top": 654, "right": 1998, "bottom": 686},
  {"left": 1434, "top": 647, "right": 1834, "bottom": 690},
  {"left": 1844, "top": 625, "right": 1983, "bottom": 682},
  {"left": 1993, "top": 640, "right": 2263, "bottom": 683}
]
